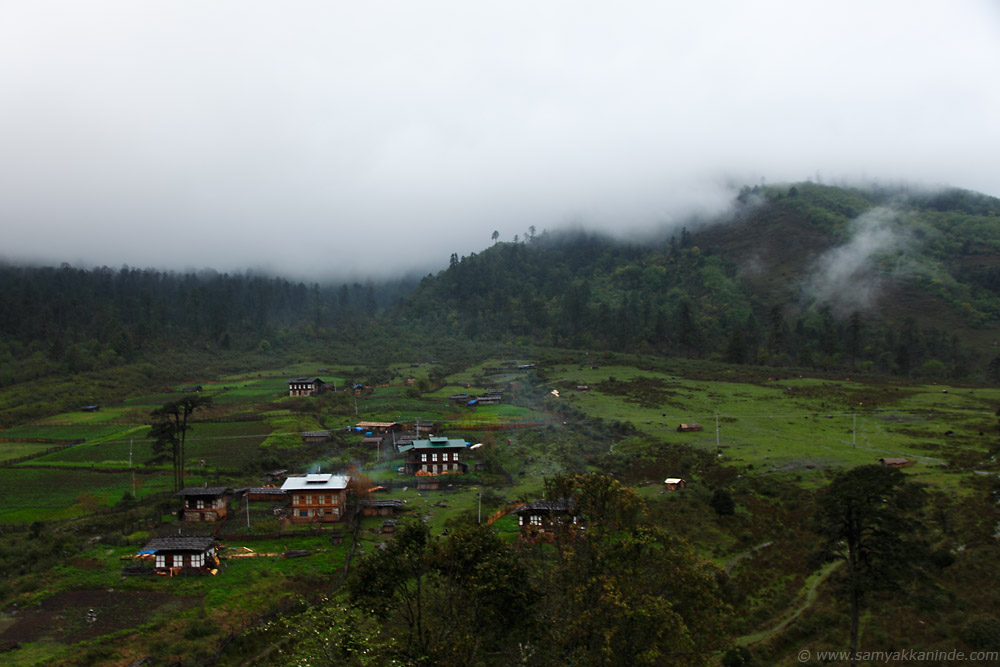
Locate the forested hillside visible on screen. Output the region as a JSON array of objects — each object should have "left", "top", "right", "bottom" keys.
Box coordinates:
[
  {"left": 4, "top": 182, "right": 1000, "bottom": 392},
  {"left": 403, "top": 183, "right": 1000, "bottom": 379},
  {"left": 0, "top": 266, "right": 416, "bottom": 386}
]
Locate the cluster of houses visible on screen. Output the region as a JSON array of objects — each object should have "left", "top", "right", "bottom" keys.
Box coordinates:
[{"left": 132, "top": 374, "right": 922, "bottom": 578}]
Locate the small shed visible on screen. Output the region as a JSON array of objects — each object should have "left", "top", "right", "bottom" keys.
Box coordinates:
[
  {"left": 879, "top": 457, "right": 914, "bottom": 469},
  {"left": 663, "top": 478, "right": 687, "bottom": 491},
  {"left": 677, "top": 423, "right": 703, "bottom": 432},
  {"left": 302, "top": 431, "right": 330, "bottom": 444},
  {"left": 246, "top": 486, "right": 289, "bottom": 502},
  {"left": 265, "top": 469, "right": 288, "bottom": 483},
  {"left": 360, "top": 499, "right": 404, "bottom": 517}
]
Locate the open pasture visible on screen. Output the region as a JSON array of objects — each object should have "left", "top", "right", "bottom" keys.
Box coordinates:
[
  {"left": 0, "top": 468, "right": 174, "bottom": 524},
  {"left": 0, "top": 422, "right": 135, "bottom": 443},
  {"left": 26, "top": 422, "right": 272, "bottom": 470},
  {"left": 0, "top": 442, "right": 58, "bottom": 463},
  {"left": 549, "top": 364, "right": 1000, "bottom": 487}
]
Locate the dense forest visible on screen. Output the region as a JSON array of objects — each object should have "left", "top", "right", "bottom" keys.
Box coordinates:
[{"left": 0, "top": 266, "right": 418, "bottom": 386}]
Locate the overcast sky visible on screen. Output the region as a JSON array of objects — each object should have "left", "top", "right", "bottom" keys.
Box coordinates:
[{"left": 1, "top": 1, "right": 998, "bottom": 279}]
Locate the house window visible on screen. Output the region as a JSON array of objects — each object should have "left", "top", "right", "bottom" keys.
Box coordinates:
[
  {"left": 293, "top": 495, "right": 300, "bottom": 505},
  {"left": 156, "top": 554, "right": 166, "bottom": 568},
  {"left": 518, "top": 515, "right": 524, "bottom": 526},
  {"left": 305, "top": 495, "right": 312, "bottom": 505},
  {"left": 432, "top": 453, "right": 438, "bottom": 462},
  {"left": 191, "top": 553, "right": 204, "bottom": 568},
  {"left": 333, "top": 507, "right": 340, "bottom": 516},
  {"left": 299, "top": 510, "right": 308, "bottom": 517},
  {"left": 454, "top": 452, "right": 459, "bottom": 461},
  {"left": 530, "top": 515, "right": 542, "bottom": 526},
  {"left": 421, "top": 453, "right": 427, "bottom": 462},
  {"left": 318, "top": 508, "right": 324, "bottom": 517},
  {"left": 196, "top": 499, "right": 205, "bottom": 509}
]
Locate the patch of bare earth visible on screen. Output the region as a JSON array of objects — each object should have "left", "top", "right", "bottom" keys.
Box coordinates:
[{"left": 0, "top": 589, "right": 202, "bottom": 645}]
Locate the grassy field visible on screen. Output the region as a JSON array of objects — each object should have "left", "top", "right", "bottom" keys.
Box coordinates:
[
  {"left": 0, "top": 468, "right": 176, "bottom": 523},
  {"left": 547, "top": 363, "right": 1000, "bottom": 491}
]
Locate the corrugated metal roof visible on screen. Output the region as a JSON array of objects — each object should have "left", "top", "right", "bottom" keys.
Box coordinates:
[
  {"left": 398, "top": 438, "right": 469, "bottom": 452},
  {"left": 281, "top": 474, "right": 350, "bottom": 491}
]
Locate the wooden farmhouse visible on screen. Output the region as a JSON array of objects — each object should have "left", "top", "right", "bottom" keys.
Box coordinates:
[
  {"left": 281, "top": 473, "right": 350, "bottom": 523},
  {"left": 677, "top": 423, "right": 703, "bottom": 432},
  {"left": 516, "top": 499, "right": 584, "bottom": 543},
  {"left": 663, "top": 478, "right": 687, "bottom": 491},
  {"left": 288, "top": 377, "right": 325, "bottom": 397},
  {"left": 879, "top": 457, "right": 914, "bottom": 469},
  {"left": 176, "top": 487, "right": 230, "bottom": 522},
  {"left": 136, "top": 536, "right": 218, "bottom": 576},
  {"left": 398, "top": 436, "right": 471, "bottom": 475}
]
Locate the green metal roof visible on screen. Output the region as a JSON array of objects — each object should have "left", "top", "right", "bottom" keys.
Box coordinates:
[{"left": 397, "top": 437, "right": 469, "bottom": 452}]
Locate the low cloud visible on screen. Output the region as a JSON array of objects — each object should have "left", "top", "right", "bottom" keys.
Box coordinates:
[{"left": 803, "top": 207, "right": 916, "bottom": 313}]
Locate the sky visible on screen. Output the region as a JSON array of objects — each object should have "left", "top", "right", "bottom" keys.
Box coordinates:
[{"left": 1, "top": 1, "right": 998, "bottom": 279}]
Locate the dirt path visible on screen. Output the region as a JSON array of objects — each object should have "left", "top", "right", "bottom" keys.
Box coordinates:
[
  {"left": 724, "top": 541, "right": 773, "bottom": 575},
  {"left": 735, "top": 560, "right": 842, "bottom": 647}
]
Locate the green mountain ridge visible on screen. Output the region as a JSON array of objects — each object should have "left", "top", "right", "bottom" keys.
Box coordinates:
[{"left": 403, "top": 182, "right": 1000, "bottom": 376}]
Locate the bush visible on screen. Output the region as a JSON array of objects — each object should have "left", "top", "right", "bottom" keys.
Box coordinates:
[{"left": 710, "top": 488, "right": 736, "bottom": 516}]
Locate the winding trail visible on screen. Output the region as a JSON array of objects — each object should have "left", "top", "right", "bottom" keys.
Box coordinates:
[
  {"left": 735, "top": 560, "right": 842, "bottom": 647},
  {"left": 724, "top": 541, "right": 773, "bottom": 575}
]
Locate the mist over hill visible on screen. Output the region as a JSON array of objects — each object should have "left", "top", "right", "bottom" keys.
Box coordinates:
[{"left": 3, "top": 182, "right": 1000, "bottom": 396}]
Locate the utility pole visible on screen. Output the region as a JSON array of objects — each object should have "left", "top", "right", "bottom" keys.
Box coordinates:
[
  {"left": 852, "top": 411, "right": 857, "bottom": 448},
  {"left": 478, "top": 492, "right": 482, "bottom": 525},
  {"left": 130, "top": 439, "right": 135, "bottom": 497},
  {"left": 715, "top": 413, "right": 721, "bottom": 456},
  {"left": 246, "top": 492, "right": 251, "bottom": 531}
]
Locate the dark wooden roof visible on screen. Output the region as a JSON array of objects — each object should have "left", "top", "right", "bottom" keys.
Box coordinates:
[
  {"left": 516, "top": 498, "right": 575, "bottom": 513},
  {"left": 247, "top": 487, "right": 288, "bottom": 495},
  {"left": 176, "top": 487, "right": 229, "bottom": 497},
  {"left": 143, "top": 536, "right": 214, "bottom": 552},
  {"left": 360, "top": 499, "right": 404, "bottom": 508}
]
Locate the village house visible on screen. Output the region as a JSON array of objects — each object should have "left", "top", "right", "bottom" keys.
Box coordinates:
[
  {"left": 136, "top": 536, "right": 218, "bottom": 576},
  {"left": 302, "top": 431, "right": 330, "bottom": 444},
  {"left": 879, "top": 457, "right": 914, "bottom": 469},
  {"left": 677, "top": 423, "right": 703, "bottom": 432},
  {"left": 397, "top": 436, "right": 471, "bottom": 475},
  {"left": 176, "top": 487, "right": 230, "bottom": 522},
  {"left": 288, "top": 377, "right": 325, "bottom": 397},
  {"left": 663, "top": 477, "right": 687, "bottom": 491},
  {"left": 516, "top": 498, "right": 583, "bottom": 542},
  {"left": 281, "top": 473, "right": 350, "bottom": 523}
]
